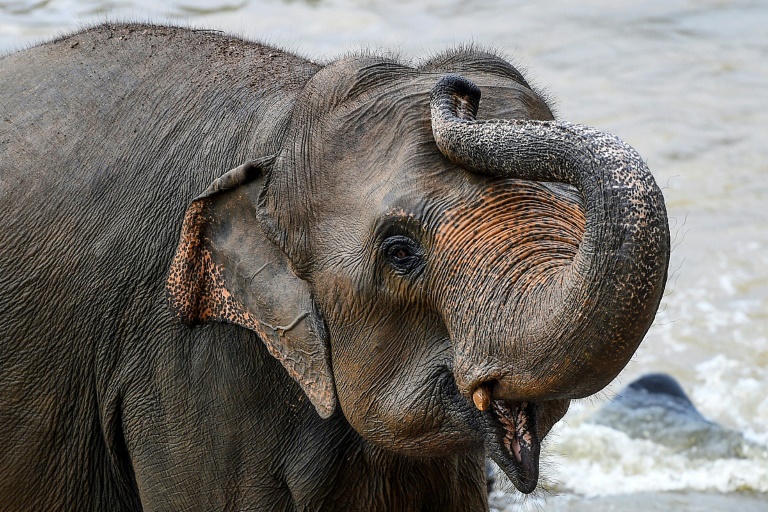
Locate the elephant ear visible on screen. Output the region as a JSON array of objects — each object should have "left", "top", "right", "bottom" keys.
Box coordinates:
[{"left": 166, "top": 157, "right": 336, "bottom": 419}]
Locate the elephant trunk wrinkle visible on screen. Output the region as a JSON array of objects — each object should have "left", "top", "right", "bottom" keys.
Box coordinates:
[
  {"left": 430, "top": 74, "right": 670, "bottom": 401},
  {"left": 433, "top": 188, "right": 581, "bottom": 402}
]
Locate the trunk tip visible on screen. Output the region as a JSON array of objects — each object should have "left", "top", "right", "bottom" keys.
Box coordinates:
[{"left": 430, "top": 74, "right": 481, "bottom": 121}]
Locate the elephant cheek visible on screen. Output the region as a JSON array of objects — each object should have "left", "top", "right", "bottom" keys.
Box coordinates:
[
  {"left": 331, "top": 331, "right": 478, "bottom": 454},
  {"left": 334, "top": 371, "right": 424, "bottom": 449}
]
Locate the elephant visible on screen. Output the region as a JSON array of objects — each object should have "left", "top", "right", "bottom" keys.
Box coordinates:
[
  {"left": 588, "top": 373, "right": 768, "bottom": 460},
  {"left": 0, "top": 23, "right": 670, "bottom": 511}
]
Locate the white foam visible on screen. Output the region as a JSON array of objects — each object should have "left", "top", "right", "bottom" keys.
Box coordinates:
[
  {"left": 537, "top": 421, "right": 768, "bottom": 496},
  {"left": 692, "top": 355, "right": 768, "bottom": 438}
]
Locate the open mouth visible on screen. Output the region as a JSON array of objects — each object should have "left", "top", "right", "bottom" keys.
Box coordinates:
[{"left": 474, "top": 388, "right": 540, "bottom": 493}]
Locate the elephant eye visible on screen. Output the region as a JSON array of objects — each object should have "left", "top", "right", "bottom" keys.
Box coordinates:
[{"left": 381, "top": 235, "right": 424, "bottom": 274}]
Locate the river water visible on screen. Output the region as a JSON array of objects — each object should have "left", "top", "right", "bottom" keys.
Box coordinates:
[{"left": 2, "top": 0, "right": 767, "bottom": 509}]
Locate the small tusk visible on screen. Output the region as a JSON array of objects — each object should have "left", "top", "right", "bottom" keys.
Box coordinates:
[{"left": 472, "top": 385, "right": 491, "bottom": 411}]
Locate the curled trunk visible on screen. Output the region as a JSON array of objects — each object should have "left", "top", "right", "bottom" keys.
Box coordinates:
[
  {"left": 430, "top": 74, "right": 670, "bottom": 493},
  {"left": 430, "top": 74, "right": 670, "bottom": 401}
]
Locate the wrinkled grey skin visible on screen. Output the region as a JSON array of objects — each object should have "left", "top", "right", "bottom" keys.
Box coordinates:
[
  {"left": 589, "top": 373, "right": 768, "bottom": 460},
  {"left": 0, "top": 24, "right": 669, "bottom": 511}
]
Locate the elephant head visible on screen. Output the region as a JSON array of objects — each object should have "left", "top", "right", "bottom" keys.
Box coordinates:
[{"left": 167, "top": 52, "right": 669, "bottom": 493}]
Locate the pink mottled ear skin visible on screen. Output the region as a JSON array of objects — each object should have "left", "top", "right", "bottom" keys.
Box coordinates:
[{"left": 167, "top": 200, "right": 216, "bottom": 322}]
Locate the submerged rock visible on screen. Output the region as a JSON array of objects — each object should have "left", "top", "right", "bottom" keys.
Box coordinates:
[{"left": 588, "top": 373, "right": 766, "bottom": 460}]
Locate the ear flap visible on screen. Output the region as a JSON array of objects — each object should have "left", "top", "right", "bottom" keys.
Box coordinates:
[{"left": 167, "top": 157, "right": 336, "bottom": 418}]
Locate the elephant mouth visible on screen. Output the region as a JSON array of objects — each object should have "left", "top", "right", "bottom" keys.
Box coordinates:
[{"left": 483, "top": 399, "right": 540, "bottom": 494}]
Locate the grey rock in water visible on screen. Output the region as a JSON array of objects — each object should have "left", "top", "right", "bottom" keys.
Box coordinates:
[{"left": 588, "top": 373, "right": 767, "bottom": 460}]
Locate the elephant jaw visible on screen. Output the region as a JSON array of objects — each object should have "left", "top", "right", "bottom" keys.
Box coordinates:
[{"left": 482, "top": 398, "right": 541, "bottom": 494}]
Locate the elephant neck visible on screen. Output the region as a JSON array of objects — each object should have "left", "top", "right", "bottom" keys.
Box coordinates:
[{"left": 282, "top": 419, "right": 488, "bottom": 510}]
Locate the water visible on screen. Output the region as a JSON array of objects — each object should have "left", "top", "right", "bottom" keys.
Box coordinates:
[{"left": 2, "top": 0, "right": 767, "bottom": 506}]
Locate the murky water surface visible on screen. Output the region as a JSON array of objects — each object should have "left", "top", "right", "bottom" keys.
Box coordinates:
[{"left": 2, "top": 0, "right": 767, "bottom": 506}]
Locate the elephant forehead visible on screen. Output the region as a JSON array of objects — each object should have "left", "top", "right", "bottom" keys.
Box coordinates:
[{"left": 432, "top": 181, "right": 585, "bottom": 280}]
